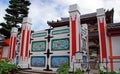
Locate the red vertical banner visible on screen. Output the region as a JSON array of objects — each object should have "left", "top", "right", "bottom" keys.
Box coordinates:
[
  {"left": 71, "top": 16, "right": 77, "bottom": 57},
  {"left": 20, "top": 28, "right": 25, "bottom": 59},
  {"left": 9, "top": 36, "right": 13, "bottom": 58},
  {"left": 25, "top": 29, "right": 30, "bottom": 60},
  {"left": 109, "top": 36, "right": 113, "bottom": 71},
  {"left": 12, "top": 36, "right": 16, "bottom": 60},
  {"left": 99, "top": 18, "right": 107, "bottom": 59}
]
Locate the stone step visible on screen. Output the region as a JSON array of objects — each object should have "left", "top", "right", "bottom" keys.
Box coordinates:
[
  {"left": 17, "top": 71, "right": 38, "bottom": 74},
  {"left": 17, "top": 69, "right": 98, "bottom": 74},
  {"left": 17, "top": 69, "right": 57, "bottom": 74}
]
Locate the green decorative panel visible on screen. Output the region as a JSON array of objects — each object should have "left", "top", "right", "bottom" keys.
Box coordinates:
[
  {"left": 51, "top": 38, "right": 69, "bottom": 50},
  {"left": 52, "top": 29, "right": 69, "bottom": 35},
  {"left": 31, "top": 56, "right": 45, "bottom": 67},
  {"left": 81, "top": 29, "right": 87, "bottom": 35},
  {"left": 32, "top": 32, "right": 47, "bottom": 38},
  {"left": 17, "top": 43, "right": 20, "bottom": 52},
  {"left": 51, "top": 56, "right": 69, "bottom": 68},
  {"left": 82, "top": 38, "right": 87, "bottom": 51},
  {"left": 83, "top": 56, "right": 87, "bottom": 62},
  {"left": 32, "top": 41, "right": 46, "bottom": 51}
]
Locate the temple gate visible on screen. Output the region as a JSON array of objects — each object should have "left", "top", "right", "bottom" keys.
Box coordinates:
[
  {"left": 6, "top": 3, "right": 120, "bottom": 72},
  {"left": 10, "top": 4, "right": 89, "bottom": 72}
]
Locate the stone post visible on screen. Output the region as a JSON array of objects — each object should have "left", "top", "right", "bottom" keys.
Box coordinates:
[
  {"left": 69, "top": 4, "right": 82, "bottom": 71},
  {"left": 9, "top": 27, "right": 18, "bottom": 63},
  {"left": 97, "top": 8, "right": 108, "bottom": 71},
  {"left": 19, "top": 17, "right": 32, "bottom": 68}
]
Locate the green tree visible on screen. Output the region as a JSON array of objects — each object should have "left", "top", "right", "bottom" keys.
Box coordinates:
[
  {"left": 0, "top": 0, "right": 31, "bottom": 38},
  {"left": 0, "top": 23, "right": 12, "bottom": 38},
  {"left": 57, "top": 63, "right": 70, "bottom": 74}
]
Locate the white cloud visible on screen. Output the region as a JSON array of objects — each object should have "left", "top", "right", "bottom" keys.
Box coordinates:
[
  {"left": 0, "top": 2, "right": 7, "bottom": 23},
  {"left": 103, "top": 0, "right": 120, "bottom": 23},
  {"left": 29, "top": 0, "right": 104, "bottom": 31},
  {"left": 49, "top": 0, "right": 104, "bottom": 14},
  {"left": 29, "top": 0, "right": 62, "bottom": 30}
]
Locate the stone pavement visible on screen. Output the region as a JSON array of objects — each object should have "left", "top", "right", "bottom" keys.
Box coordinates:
[
  {"left": 16, "top": 69, "right": 98, "bottom": 74},
  {"left": 16, "top": 69, "right": 57, "bottom": 74},
  {"left": 84, "top": 69, "right": 98, "bottom": 74}
]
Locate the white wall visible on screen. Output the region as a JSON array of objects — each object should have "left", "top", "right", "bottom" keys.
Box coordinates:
[
  {"left": 112, "top": 36, "right": 120, "bottom": 72},
  {"left": 112, "top": 36, "right": 120, "bottom": 56},
  {"left": 2, "top": 46, "right": 9, "bottom": 57}
]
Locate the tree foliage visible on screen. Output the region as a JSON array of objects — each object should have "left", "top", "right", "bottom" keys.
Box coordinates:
[
  {"left": 0, "top": 0, "right": 31, "bottom": 38},
  {"left": 0, "top": 23, "right": 12, "bottom": 38}
]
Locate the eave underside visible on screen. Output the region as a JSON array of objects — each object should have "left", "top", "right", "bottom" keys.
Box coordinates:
[{"left": 48, "top": 9, "right": 114, "bottom": 27}]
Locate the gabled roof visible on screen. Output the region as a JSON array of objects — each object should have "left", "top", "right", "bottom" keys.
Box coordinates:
[
  {"left": 107, "top": 23, "right": 120, "bottom": 36},
  {"left": 108, "top": 23, "right": 120, "bottom": 30},
  {"left": 60, "top": 12, "right": 97, "bottom": 22},
  {"left": 47, "top": 9, "right": 114, "bottom": 27}
]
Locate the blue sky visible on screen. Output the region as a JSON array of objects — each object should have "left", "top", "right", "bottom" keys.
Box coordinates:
[{"left": 0, "top": 0, "right": 120, "bottom": 31}]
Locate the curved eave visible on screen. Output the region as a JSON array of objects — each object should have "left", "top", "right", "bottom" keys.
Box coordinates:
[
  {"left": 0, "top": 38, "right": 10, "bottom": 46},
  {"left": 48, "top": 9, "right": 114, "bottom": 27},
  {"left": 48, "top": 16, "right": 97, "bottom": 27},
  {"left": 0, "top": 41, "right": 9, "bottom": 46},
  {"left": 107, "top": 22, "right": 120, "bottom": 36},
  {"left": 107, "top": 29, "right": 120, "bottom": 36},
  {"left": 47, "top": 21, "right": 69, "bottom": 27}
]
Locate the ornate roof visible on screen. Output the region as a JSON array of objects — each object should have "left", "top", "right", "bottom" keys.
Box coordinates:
[
  {"left": 108, "top": 23, "right": 120, "bottom": 30},
  {"left": 47, "top": 9, "right": 114, "bottom": 27},
  {"left": 107, "top": 23, "right": 120, "bottom": 36}
]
